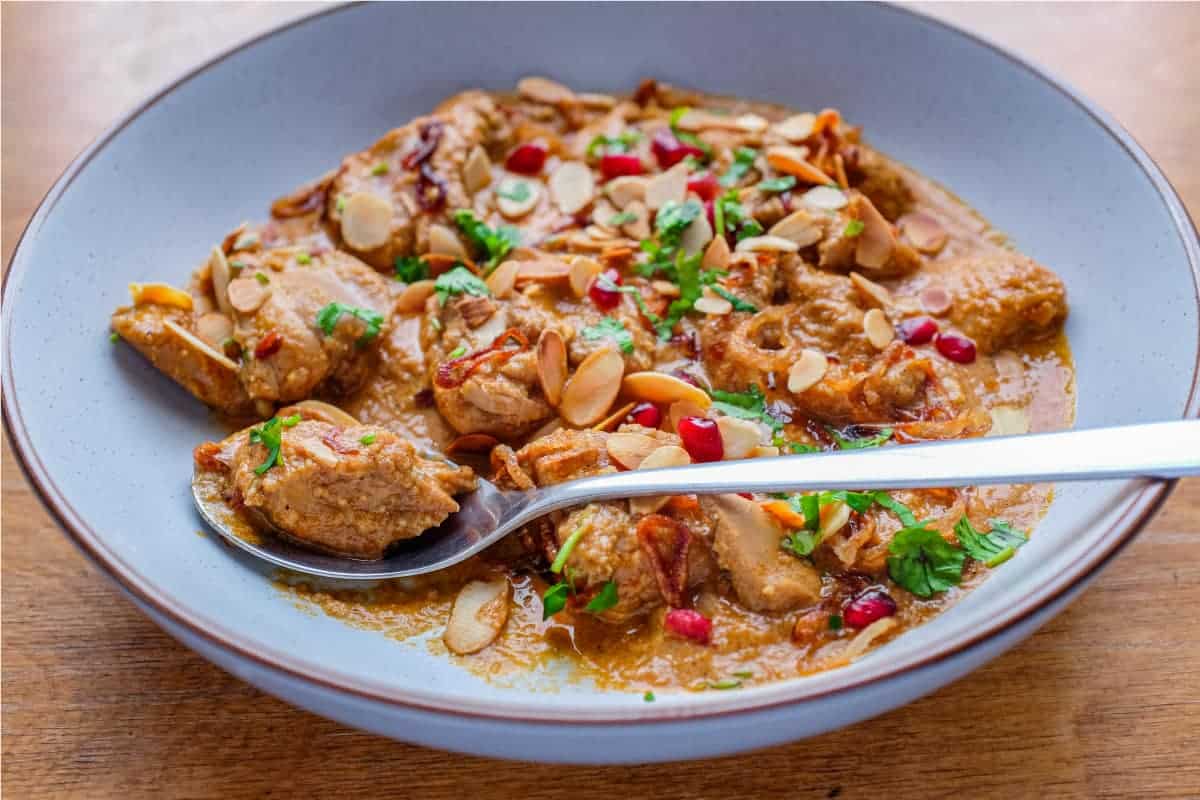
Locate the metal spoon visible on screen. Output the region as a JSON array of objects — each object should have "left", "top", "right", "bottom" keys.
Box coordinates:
[{"left": 193, "top": 420, "right": 1200, "bottom": 581}]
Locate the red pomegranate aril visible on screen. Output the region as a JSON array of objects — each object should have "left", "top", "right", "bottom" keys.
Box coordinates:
[
  {"left": 664, "top": 608, "right": 712, "bottom": 644},
  {"left": 935, "top": 332, "right": 977, "bottom": 364},
  {"left": 842, "top": 587, "right": 898, "bottom": 629},
  {"left": 704, "top": 199, "right": 715, "bottom": 230},
  {"left": 588, "top": 268, "right": 623, "bottom": 310},
  {"left": 677, "top": 416, "right": 724, "bottom": 463},
  {"left": 687, "top": 173, "right": 720, "bottom": 202},
  {"left": 628, "top": 402, "right": 662, "bottom": 429},
  {"left": 600, "top": 153, "right": 644, "bottom": 180},
  {"left": 898, "top": 316, "right": 939, "bottom": 345},
  {"left": 505, "top": 142, "right": 547, "bottom": 175},
  {"left": 651, "top": 129, "right": 706, "bottom": 169}
]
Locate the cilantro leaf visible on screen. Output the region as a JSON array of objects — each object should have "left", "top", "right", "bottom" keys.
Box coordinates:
[
  {"left": 781, "top": 531, "right": 820, "bottom": 558},
  {"left": 452, "top": 209, "right": 520, "bottom": 273},
  {"left": 655, "top": 199, "right": 703, "bottom": 246},
  {"left": 667, "top": 107, "right": 712, "bottom": 161},
  {"left": 827, "top": 426, "right": 894, "bottom": 450},
  {"left": 586, "top": 131, "right": 641, "bottom": 159},
  {"left": 584, "top": 581, "right": 619, "bottom": 614},
  {"left": 887, "top": 524, "right": 965, "bottom": 598},
  {"left": 315, "top": 303, "right": 385, "bottom": 346},
  {"left": 819, "top": 490, "right": 876, "bottom": 514},
  {"left": 954, "top": 517, "right": 1028, "bottom": 567},
  {"left": 608, "top": 211, "right": 637, "bottom": 226},
  {"left": 872, "top": 492, "right": 918, "bottom": 527},
  {"left": 828, "top": 614, "right": 844, "bottom": 631},
  {"left": 394, "top": 255, "right": 429, "bottom": 283},
  {"left": 247, "top": 414, "right": 301, "bottom": 475},
  {"left": 758, "top": 175, "right": 797, "bottom": 193},
  {"left": 495, "top": 181, "right": 532, "bottom": 202},
  {"left": 715, "top": 188, "right": 764, "bottom": 241},
  {"left": 843, "top": 219, "right": 865, "bottom": 238},
  {"left": 581, "top": 317, "right": 635, "bottom": 354},
  {"left": 542, "top": 582, "right": 570, "bottom": 619},
  {"left": 655, "top": 249, "right": 704, "bottom": 339},
  {"left": 433, "top": 265, "right": 491, "bottom": 306},
  {"left": 709, "top": 384, "right": 784, "bottom": 432},
  {"left": 710, "top": 285, "right": 758, "bottom": 312},
  {"left": 719, "top": 147, "right": 758, "bottom": 187}
]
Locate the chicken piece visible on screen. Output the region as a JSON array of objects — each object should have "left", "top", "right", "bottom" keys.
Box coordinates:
[
  {"left": 849, "top": 145, "right": 915, "bottom": 221},
  {"left": 816, "top": 193, "right": 922, "bottom": 278},
  {"left": 198, "top": 419, "right": 475, "bottom": 559}
]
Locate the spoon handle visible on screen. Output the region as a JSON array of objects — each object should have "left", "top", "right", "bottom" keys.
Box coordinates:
[{"left": 542, "top": 421, "right": 1200, "bottom": 510}]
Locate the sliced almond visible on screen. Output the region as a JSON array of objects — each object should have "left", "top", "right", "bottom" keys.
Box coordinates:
[
  {"left": 341, "top": 191, "right": 393, "bottom": 251},
  {"left": 195, "top": 312, "right": 233, "bottom": 347},
  {"left": 667, "top": 400, "right": 707, "bottom": 434},
  {"left": 485, "top": 260, "right": 520, "bottom": 299},
  {"left": 605, "top": 176, "right": 648, "bottom": 209},
  {"left": 694, "top": 291, "right": 732, "bottom": 316},
  {"left": 577, "top": 92, "right": 616, "bottom": 110},
  {"left": 801, "top": 185, "right": 849, "bottom": 210},
  {"left": 162, "top": 319, "right": 238, "bottom": 372},
  {"left": 568, "top": 257, "right": 603, "bottom": 298},
  {"left": 496, "top": 177, "right": 541, "bottom": 219},
  {"left": 679, "top": 213, "right": 714, "bottom": 254},
  {"left": 592, "top": 401, "right": 636, "bottom": 432},
  {"left": 463, "top": 145, "right": 492, "bottom": 195},
  {"left": 606, "top": 432, "right": 662, "bottom": 470},
  {"left": 674, "top": 110, "right": 765, "bottom": 134},
  {"left": 517, "top": 76, "right": 575, "bottom": 105},
  {"left": 842, "top": 617, "right": 897, "bottom": 661},
  {"left": 226, "top": 277, "right": 270, "bottom": 315},
  {"left": 702, "top": 235, "right": 732, "bottom": 271},
  {"left": 282, "top": 400, "right": 361, "bottom": 427},
  {"left": 591, "top": 198, "right": 619, "bottom": 230},
  {"left": 988, "top": 406, "right": 1029, "bottom": 437},
  {"left": 630, "top": 445, "right": 692, "bottom": 515},
  {"left": 768, "top": 208, "right": 823, "bottom": 247},
  {"left": 515, "top": 258, "right": 571, "bottom": 285},
  {"left": 398, "top": 278, "right": 436, "bottom": 312},
  {"left": 651, "top": 280, "right": 681, "bottom": 298},
  {"left": 428, "top": 223, "right": 469, "bottom": 259},
  {"left": 818, "top": 500, "right": 852, "bottom": 538},
  {"left": 863, "top": 308, "right": 895, "bottom": 350},
  {"left": 919, "top": 284, "right": 953, "bottom": 316},
  {"left": 900, "top": 211, "right": 948, "bottom": 254},
  {"left": 208, "top": 247, "right": 234, "bottom": 315},
  {"left": 772, "top": 112, "right": 817, "bottom": 143},
  {"left": 549, "top": 161, "right": 595, "bottom": 214},
  {"left": 586, "top": 224, "right": 617, "bottom": 241},
  {"left": 129, "top": 282, "right": 194, "bottom": 311},
  {"left": 853, "top": 195, "right": 895, "bottom": 270},
  {"left": 766, "top": 146, "right": 835, "bottom": 185},
  {"left": 716, "top": 416, "right": 763, "bottom": 459},
  {"left": 735, "top": 235, "right": 800, "bottom": 253},
  {"left": 537, "top": 329, "right": 568, "bottom": 408},
  {"left": 621, "top": 200, "right": 652, "bottom": 240},
  {"left": 787, "top": 349, "right": 828, "bottom": 394},
  {"left": 622, "top": 371, "right": 712, "bottom": 410},
  {"left": 644, "top": 163, "right": 689, "bottom": 210},
  {"left": 443, "top": 579, "right": 511, "bottom": 655},
  {"left": 560, "top": 347, "right": 625, "bottom": 426},
  {"left": 750, "top": 444, "right": 781, "bottom": 458},
  {"left": 849, "top": 272, "right": 893, "bottom": 309}
]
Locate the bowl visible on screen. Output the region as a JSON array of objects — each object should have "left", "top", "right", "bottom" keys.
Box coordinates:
[{"left": 4, "top": 2, "right": 1198, "bottom": 763}]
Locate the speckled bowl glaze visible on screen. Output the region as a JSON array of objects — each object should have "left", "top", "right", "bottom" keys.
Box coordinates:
[{"left": 4, "top": 3, "right": 1198, "bottom": 763}]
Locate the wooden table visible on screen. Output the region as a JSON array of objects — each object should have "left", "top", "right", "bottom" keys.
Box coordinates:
[{"left": 3, "top": 3, "right": 1197, "bottom": 797}]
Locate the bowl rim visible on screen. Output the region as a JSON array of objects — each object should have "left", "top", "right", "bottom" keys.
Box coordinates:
[{"left": 4, "top": 2, "right": 1199, "bottom": 725}]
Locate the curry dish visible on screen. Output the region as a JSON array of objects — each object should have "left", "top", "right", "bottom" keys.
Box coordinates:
[{"left": 113, "top": 77, "right": 1073, "bottom": 692}]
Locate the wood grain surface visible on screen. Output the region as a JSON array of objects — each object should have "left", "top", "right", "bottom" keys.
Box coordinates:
[{"left": 3, "top": 3, "right": 1198, "bottom": 797}]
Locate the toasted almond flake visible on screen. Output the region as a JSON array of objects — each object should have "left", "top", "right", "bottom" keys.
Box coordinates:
[
  {"left": 842, "top": 617, "right": 897, "bottom": 661},
  {"left": 702, "top": 235, "right": 731, "bottom": 271},
  {"left": 281, "top": 400, "right": 360, "bottom": 427},
  {"left": 444, "top": 579, "right": 511, "bottom": 655},
  {"left": 537, "top": 329, "right": 568, "bottom": 408},
  {"left": 849, "top": 272, "right": 893, "bottom": 309},
  {"left": 675, "top": 110, "right": 764, "bottom": 134},
  {"left": 568, "top": 256, "right": 603, "bottom": 298},
  {"left": 768, "top": 208, "right": 823, "bottom": 247},
  {"left": 162, "top": 319, "right": 238, "bottom": 372},
  {"left": 853, "top": 195, "right": 895, "bottom": 270},
  {"left": 560, "top": 347, "right": 625, "bottom": 426},
  {"left": 750, "top": 445, "right": 781, "bottom": 458},
  {"left": 428, "top": 223, "right": 469, "bottom": 259},
  {"left": 208, "top": 247, "right": 234, "bottom": 315},
  {"left": 772, "top": 112, "right": 817, "bottom": 142},
  {"left": 900, "top": 211, "right": 948, "bottom": 254},
  {"left": 195, "top": 312, "right": 233, "bottom": 347},
  {"left": 667, "top": 399, "right": 707, "bottom": 434},
  {"left": 734, "top": 113, "right": 769, "bottom": 134},
  {"left": 549, "top": 161, "right": 595, "bottom": 215},
  {"left": 577, "top": 92, "right": 616, "bottom": 109},
  {"left": 495, "top": 177, "right": 541, "bottom": 219},
  {"left": 592, "top": 401, "right": 636, "bottom": 432},
  {"left": 394, "top": 279, "right": 434, "bottom": 313},
  {"left": 801, "top": 185, "right": 849, "bottom": 210},
  {"left": 766, "top": 146, "right": 835, "bottom": 185},
  {"left": 463, "top": 145, "right": 492, "bottom": 195},
  {"left": 644, "top": 163, "right": 689, "bottom": 210},
  {"left": 863, "top": 308, "right": 895, "bottom": 350},
  {"left": 988, "top": 405, "right": 1029, "bottom": 437},
  {"left": 446, "top": 433, "right": 501, "bottom": 456},
  {"left": 225, "top": 277, "right": 270, "bottom": 314},
  {"left": 340, "top": 191, "right": 393, "bottom": 251},
  {"left": 605, "top": 176, "right": 648, "bottom": 209},
  {"left": 694, "top": 292, "right": 733, "bottom": 316},
  {"left": 606, "top": 432, "right": 662, "bottom": 470},
  {"left": 818, "top": 500, "right": 852, "bottom": 538},
  {"left": 517, "top": 76, "right": 575, "bottom": 105},
  {"left": 622, "top": 371, "right": 712, "bottom": 409},
  {"left": 651, "top": 279, "right": 681, "bottom": 298},
  {"left": 515, "top": 258, "right": 572, "bottom": 285},
  {"left": 787, "top": 349, "right": 828, "bottom": 394},
  {"left": 586, "top": 224, "right": 617, "bottom": 241},
  {"left": 129, "top": 282, "right": 194, "bottom": 311},
  {"left": 716, "top": 416, "right": 763, "bottom": 459},
  {"left": 620, "top": 200, "right": 652, "bottom": 240},
  {"left": 591, "top": 198, "right": 619, "bottom": 229},
  {"left": 630, "top": 445, "right": 692, "bottom": 515},
  {"left": 735, "top": 235, "right": 800, "bottom": 253},
  {"left": 530, "top": 417, "right": 564, "bottom": 440},
  {"left": 919, "top": 284, "right": 953, "bottom": 316},
  {"left": 294, "top": 434, "right": 339, "bottom": 468},
  {"left": 485, "top": 261, "right": 520, "bottom": 300}
]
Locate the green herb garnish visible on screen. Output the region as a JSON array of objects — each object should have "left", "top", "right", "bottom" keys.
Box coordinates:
[
  {"left": 433, "top": 265, "right": 491, "bottom": 306},
  {"left": 447, "top": 345, "right": 467, "bottom": 359},
  {"left": 781, "top": 530, "right": 820, "bottom": 558},
  {"left": 710, "top": 285, "right": 757, "bottom": 312},
  {"left": 371, "top": 162, "right": 389, "bottom": 176},
  {"left": 827, "top": 426, "right": 893, "bottom": 450},
  {"left": 394, "top": 255, "right": 429, "bottom": 283},
  {"left": 872, "top": 492, "right": 917, "bottom": 527},
  {"left": 954, "top": 517, "right": 1028, "bottom": 567},
  {"left": 608, "top": 211, "right": 637, "bottom": 226},
  {"left": 707, "top": 678, "right": 743, "bottom": 690},
  {"left": 580, "top": 317, "right": 635, "bottom": 354},
  {"left": 710, "top": 384, "right": 784, "bottom": 432},
  {"left": 542, "top": 582, "right": 570, "bottom": 619},
  {"left": 247, "top": 414, "right": 301, "bottom": 475},
  {"left": 452, "top": 209, "right": 520, "bottom": 273},
  {"left": 655, "top": 199, "right": 703, "bottom": 244},
  {"left": 295, "top": 251, "right": 312, "bottom": 265},
  {"left": 335, "top": 195, "right": 346, "bottom": 213},
  {"left": 550, "top": 523, "right": 588, "bottom": 573},
  {"left": 758, "top": 175, "right": 798, "bottom": 193},
  {"left": 584, "top": 581, "right": 619, "bottom": 614},
  {"left": 714, "top": 188, "right": 763, "bottom": 241},
  {"left": 496, "top": 181, "right": 532, "bottom": 203},
  {"left": 643, "top": 690, "right": 656, "bottom": 703},
  {"left": 887, "top": 523, "right": 966, "bottom": 598},
  {"left": 667, "top": 107, "right": 712, "bottom": 161},
  {"left": 316, "top": 302, "right": 385, "bottom": 345},
  {"left": 719, "top": 147, "right": 758, "bottom": 187},
  {"left": 828, "top": 614, "right": 844, "bottom": 631},
  {"left": 359, "top": 433, "right": 377, "bottom": 446},
  {"left": 843, "top": 219, "right": 865, "bottom": 238},
  {"left": 585, "top": 131, "right": 641, "bottom": 159},
  {"left": 254, "top": 271, "right": 270, "bottom": 285},
  {"left": 108, "top": 332, "right": 119, "bottom": 343}
]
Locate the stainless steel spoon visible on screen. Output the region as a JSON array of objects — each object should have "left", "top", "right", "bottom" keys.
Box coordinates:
[{"left": 193, "top": 420, "right": 1200, "bottom": 581}]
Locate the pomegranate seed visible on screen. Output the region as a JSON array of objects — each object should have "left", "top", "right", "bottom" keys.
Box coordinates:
[
  {"left": 687, "top": 173, "right": 720, "bottom": 202},
  {"left": 737, "top": 492, "right": 754, "bottom": 500},
  {"left": 677, "top": 416, "right": 723, "bottom": 463},
  {"left": 842, "top": 587, "right": 898, "bottom": 628},
  {"left": 505, "top": 142, "right": 547, "bottom": 175},
  {"left": 664, "top": 608, "right": 712, "bottom": 644},
  {"left": 670, "top": 368, "right": 702, "bottom": 388},
  {"left": 704, "top": 199, "right": 715, "bottom": 230},
  {"left": 588, "top": 268, "right": 623, "bottom": 310},
  {"left": 651, "top": 129, "right": 706, "bottom": 169},
  {"left": 600, "top": 153, "right": 644, "bottom": 180},
  {"left": 935, "top": 332, "right": 977, "bottom": 364},
  {"left": 628, "top": 402, "right": 662, "bottom": 429},
  {"left": 898, "top": 316, "right": 939, "bottom": 345}
]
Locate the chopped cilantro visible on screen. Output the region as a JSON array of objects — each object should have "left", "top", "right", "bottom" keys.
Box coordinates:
[
  {"left": 707, "top": 678, "right": 743, "bottom": 690},
  {"left": 843, "top": 219, "right": 865, "bottom": 238},
  {"left": 827, "top": 426, "right": 893, "bottom": 450},
  {"left": 828, "top": 614, "right": 844, "bottom": 631},
  {"left": 719, "top": 147, "right": 758, "bottom": 187},
  {"left": 715, "top": 188, "right": 763, "bottom": 241},
  {"left": 496, "top": 181, "right": 532, "bottom": 203},
  {"left": 335, "top": 195, "right": 346, "bottom": 213},
  {"left": 359, "top": 433, "right": 377, "bottom": 445},
  {"left": 247, "top": 414, "right": 301, "bottom": 475},
  {"left": 433, "top": 265, "right": 490, "bottom": 306},
  {"left": 254, "top": 271, "right": 270, "bottom": 285},
  {"left": 819, "top": 490, "right": 876, "bottom": 513},
  {"left": 316, "top": 302, "right": 385, "bottom": 345},
  {"left": 371, "top": 162, "right": 389, "bottom": 176},
  {"left": 781, "top": 530, "right": 820, "bottom": 558},
  {"left": 452, "top": 209, "right": 520, "bottom": 273},
  {"left": 643, "top": 690, "right": 656, "bottom": 703},
  {"left": 542, "top": 582, "right": 570, "bottom": 619},
  {"left": 758, "top": 175, "right": 798, "bottom": 193},
  {"left": 608, "top": 210, "right": 637, "bottom": 226},
  {"left": 295, "top": 251, "right": 312, "bottom": 265},
  {"left": 447, "top": 344, "right": 467, "bottom": 359},
  {"left": 710, "top": 285, "right": 757, "bottom": 312},
  {"left": 586, "top": 131, "right": 641, "bottom": 159},
  {"left": 228, "top": 259, "right": 248, "bottom": 272},
  {"left": 655, "top": 199, "right": 703, "bottom": 245},
  {"left": 655, "top": 250, "right": 705, "bottom": 339},
  {"left": 872, "top": 492, "right": 918, "bottom": 527},
  {"left": 954, "top": 517, "right": 1028, "bottom": 567},
  {"left": 773, "top": 434, "right": 820, "bottom": 454},
  {"left": 709, "top": 384, "right": 784, "bottom": 432},
  {"left": 581, "top": 317, "right": 635, "bottom": 354},
  {"left": 394, "top": 255, "right": 429, "bottom": 283},
  {"left": 667, "top": 107, "right": 712, "bottom": 161},
  {"left": 584, "top": 581, "right": 619, "bottom": 614},
  {"left": 108, "top": 332, "right": 119, "bottom": 343},
  {"left": 887, "top": 523, "right": 965, "bottom": 598}
]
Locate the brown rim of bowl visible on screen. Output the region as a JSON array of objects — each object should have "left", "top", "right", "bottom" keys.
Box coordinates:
[{"left": 3, "top": 2, "right": 1199, "bottom": 725}]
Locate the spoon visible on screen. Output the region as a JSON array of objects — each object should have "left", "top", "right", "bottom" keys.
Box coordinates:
[{"left": 193, "top": 420, "right": 1200, "bottom": 581}]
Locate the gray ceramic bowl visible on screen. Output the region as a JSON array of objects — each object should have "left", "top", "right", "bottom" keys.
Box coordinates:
[{"left": 4, "top": 3, "right": 1199, "bottom": 763}]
